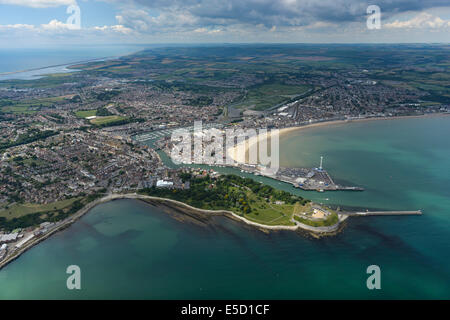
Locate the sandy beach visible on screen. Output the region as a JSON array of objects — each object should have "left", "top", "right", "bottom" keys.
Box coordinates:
[{"left": 226, "top": 113, "right": 450, "bottom": 165}]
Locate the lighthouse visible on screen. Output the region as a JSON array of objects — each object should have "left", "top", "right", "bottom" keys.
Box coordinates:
[{"left": 319, "top": 156, "right": 323, "bottom": 170}]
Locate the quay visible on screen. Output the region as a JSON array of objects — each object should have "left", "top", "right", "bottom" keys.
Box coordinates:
[
  {"left": 297, "top": 184, "right": 365, "bottom": 191},
  {"left": 235, "top": 156, "right": 365, "bottom": 193}
]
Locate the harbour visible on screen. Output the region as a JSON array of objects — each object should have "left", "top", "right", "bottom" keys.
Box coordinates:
[
  {"left": 232, "top": 162, "right": 365, "bottom": 192},
  {"left": 1, "top": 116, "right": 449, "bottom": 299}
]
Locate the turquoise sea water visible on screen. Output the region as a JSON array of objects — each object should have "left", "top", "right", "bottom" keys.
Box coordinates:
[{"left": 0, "top": 116, "right": 449, "bottom": 299}]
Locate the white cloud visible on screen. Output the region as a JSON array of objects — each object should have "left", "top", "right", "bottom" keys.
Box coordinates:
[
  {"left": 0, "top": 0, "right": 75, "bottom": 8},
  {"left": 115, "top": 8, "right": 201, "bottom": 34},
  {"left": 0, "top": 23, "right": 35, "bottom": 30},
  {"left": 305, "top": 21, "right": 337, "bottom": 29},
  {"left": 0, "top": 18, "right": 133, "bottom": 35},
  {"left": 94, "top": 25, "right": 133, "bottom": 34},
  {"left": 194, "top": 27, "right": 222, "bottom": 34},
  {"left": 385, "top": 12, "right": 450, "bottom": 29},
  {"left": 41, "top": 19, "right": 74, "bottom": 30}
]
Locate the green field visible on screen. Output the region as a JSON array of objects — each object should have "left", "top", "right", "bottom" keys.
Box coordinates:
[
  {"left": 293, "top": 212, "right": 339, "bottom": 227},
  {"left": 90, "top": 115, "right": 126, "bottom": 125},
  {"left": 243, "top": 189, "right": 296, "bottom": 226},
  {"left": 75, "top": 109, "right": 97, "bottom": 118},
  {"left": 0, "top": 198, "right": 81, "bottom": 220}
]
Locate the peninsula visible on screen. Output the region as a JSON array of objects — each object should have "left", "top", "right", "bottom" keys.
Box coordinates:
[{"left": 0, "top": 170, "right": 422, "bottom": 271}]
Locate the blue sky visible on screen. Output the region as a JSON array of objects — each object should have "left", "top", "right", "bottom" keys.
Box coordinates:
[
  {"left": 0, "top": 0, "right": 449, "bottom": 47},
  {"left": 0, "top": 1, "right": 116, "bottom": 26}
]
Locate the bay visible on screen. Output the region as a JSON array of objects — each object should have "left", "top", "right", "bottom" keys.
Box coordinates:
[{"left": 0, "top": 116, "right": 449, "bottom": 299}]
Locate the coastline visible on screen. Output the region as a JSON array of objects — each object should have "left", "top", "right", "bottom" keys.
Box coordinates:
[
  {"left": 0, "top": 56, "right": 115, "bottom": 77},
  {"left": 0, "top": 193, "right": 344, "bottom": 271},
  {"left": 226, "top": 113, "right": 450, "bottom": 164},
  {"left": 2, "top": 113, "right": 443, "bottom": 271}
]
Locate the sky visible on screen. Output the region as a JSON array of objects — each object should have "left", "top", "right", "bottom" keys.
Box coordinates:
[{"left": 0, "top": 0, "right": 449, "bottom": 47}]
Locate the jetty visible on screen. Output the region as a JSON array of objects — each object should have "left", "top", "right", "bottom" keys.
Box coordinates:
[{"left": 342, "top": 210, "right": 422, "bottom": 216}]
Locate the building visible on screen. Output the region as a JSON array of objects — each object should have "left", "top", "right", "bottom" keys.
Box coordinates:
[
  {"left": 0, "top": 233, "right": 18, "bottom": 244},
  {"left": 15, "top": 234, "right": 34, "bottom": 249},
  {"left": 156, "top": 179, "right": 174, "bottom": 188}
]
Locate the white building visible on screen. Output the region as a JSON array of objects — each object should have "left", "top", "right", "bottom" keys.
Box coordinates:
[
  {"left": 0, "top": 233, "right": 18, "bottom": 243},
  {"left": 156, "top": 179, "right": 174, "bottom": 188},
  {"left": 15, "top": 234, "right": 35, "bottom": 249}
]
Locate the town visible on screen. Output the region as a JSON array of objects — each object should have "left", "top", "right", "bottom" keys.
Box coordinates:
[{"left": 0, "top": 45, "right": 447, "bottom": 263}]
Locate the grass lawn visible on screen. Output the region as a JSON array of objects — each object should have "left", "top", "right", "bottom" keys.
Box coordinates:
[
  {"left": 245, "top": 208, "right": 295, "bottom": 226},
  {"left": 90, "top": 115, "right": 126, "bottom": 125},
  {"left": 0, "top": 198, "right": 81, "bottom": 220},
  {"left": 293, "top": 212, "right": 339, "bottom": 227},
  {"left": 241, "top": 190, "right": 296, "bottom": 226},
  {"left": 243, "top": 200, "right": 337, "bottom": 227},
  {"left": 293, "top": 202, "right": 314, "bottom": 215},
  {"left": 75, "top": 109, "right": 97, "bottom": 118}
]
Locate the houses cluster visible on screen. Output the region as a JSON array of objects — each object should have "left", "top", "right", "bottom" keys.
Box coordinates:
[{"left": 0, "top": 130, "right": 162, "bottom": 204}]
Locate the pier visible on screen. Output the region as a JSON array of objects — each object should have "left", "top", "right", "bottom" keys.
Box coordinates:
[{"left": 342, "top": 210, "right": 422, "bottom": 216}]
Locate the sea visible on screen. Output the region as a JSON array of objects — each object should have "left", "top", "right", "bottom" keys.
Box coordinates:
[
  {"left": 0, "top": 112, "right": 449, "bottom": 298},
  {"left": 0, "top": 46, "right": 145, "bottom": 80}
]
